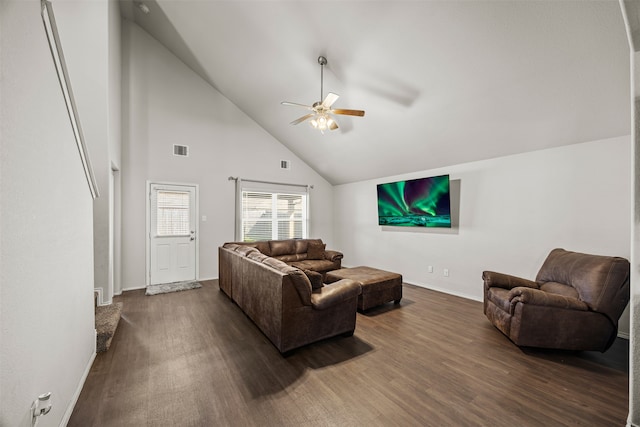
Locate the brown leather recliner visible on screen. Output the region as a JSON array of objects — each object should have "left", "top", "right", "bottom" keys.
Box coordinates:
[{"left": 483, "top": 248, "right": 630, "bottom": 352}]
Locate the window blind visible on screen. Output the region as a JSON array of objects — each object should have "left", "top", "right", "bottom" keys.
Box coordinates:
[
  {"left": 241, "top": 190, "right": 307, "bottom": 242},
  {"left": 156, "top": 190, "right": 190, "bottom": 236}
]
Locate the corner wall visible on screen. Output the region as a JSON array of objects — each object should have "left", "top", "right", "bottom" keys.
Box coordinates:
[
  {"left": 334, "top": 136, "right": 631, "bottom": 335},
  {"left": 53, "top": 0, "right": 121, "bottom": 305},
  {"left": 120, "top": 20, "right": 334, "bottom": 289},
  {"left": 1, "top": 1, "right": 96, "bottom": 425}
]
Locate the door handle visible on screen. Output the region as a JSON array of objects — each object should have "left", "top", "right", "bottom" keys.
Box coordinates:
[{"left": 190, "top": 230, "right": 195, "bottom": 241}]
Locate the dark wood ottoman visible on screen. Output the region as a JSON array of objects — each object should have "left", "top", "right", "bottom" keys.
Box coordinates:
[{"left": 325, "top": 266, "right": 402, "bottom": 311}]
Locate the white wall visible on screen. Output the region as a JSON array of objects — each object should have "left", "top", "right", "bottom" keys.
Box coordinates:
[
  {"left": 120, "top": 20, "right": 334, "bottom": 289},
  {"left": 0, "top": 1, "right": 96, "bottom": 425},
  {"left": 627, "top": 23, "right": 639, "bottom": 427},
  {"left": 108, "top": 0, "right": 122, "bottom": 297},
  {"left": 54, "top": 0, "right": 120, "bottom": 304},
  {"left": 334, "top": 136, "right": 631, "bottom": 334}
]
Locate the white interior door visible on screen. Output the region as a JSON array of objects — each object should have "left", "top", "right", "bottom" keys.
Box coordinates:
[{"left": 149, "top": 183, "right": 197, "bottom": 285}]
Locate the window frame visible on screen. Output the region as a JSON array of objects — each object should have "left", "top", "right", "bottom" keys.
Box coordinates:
[{"left": 235, "top": 181, "right": 310, "bottom": 242}]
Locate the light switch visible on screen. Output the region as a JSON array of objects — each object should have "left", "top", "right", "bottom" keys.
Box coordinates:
[{"left": 201, "top": 215, "right": 207, "bottom": 222}]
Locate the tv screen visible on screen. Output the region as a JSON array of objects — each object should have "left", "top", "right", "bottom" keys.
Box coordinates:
[{"left": 377, "top": 174, "right": 451, "bottom": 228}]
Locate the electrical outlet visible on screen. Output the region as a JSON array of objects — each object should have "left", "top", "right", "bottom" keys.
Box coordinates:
[
  {"left": 444, "top": 268, "right": 449, "bottom": 277},
  {"left": 427, "top": 265, "right": 433, "bottom": 273}
]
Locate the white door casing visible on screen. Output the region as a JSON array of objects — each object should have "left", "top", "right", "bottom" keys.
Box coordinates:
[{"left": 147, "top": 182, "right": 198, "bottom": 285}]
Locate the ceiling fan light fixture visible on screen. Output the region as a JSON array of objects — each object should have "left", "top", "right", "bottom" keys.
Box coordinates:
[{"left": 282, "top": 56, "right": 365, "bottom": 133}]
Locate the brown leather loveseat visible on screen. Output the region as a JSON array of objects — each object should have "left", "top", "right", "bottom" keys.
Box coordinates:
[
  {"left": 483, "top": 248, "right": 630, "bottom": 352},
  {"left": 218, "top": 242, "right": 361, "bottom": 353}
]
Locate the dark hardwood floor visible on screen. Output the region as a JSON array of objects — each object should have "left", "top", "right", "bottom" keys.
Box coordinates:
[{"left": 69, "top": 280, "right": 629, "bottom": 426}]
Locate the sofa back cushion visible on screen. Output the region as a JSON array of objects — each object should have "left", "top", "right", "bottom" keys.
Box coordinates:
[
  {"left": 294, "top": 239, "right": 323, "bottom": 254},
  {"left": 235, "top": 245, "right": 259, "bottom": 257},
  {"left": 232, "top": 241, "right": 270, "bottom": 256},
  {"left": 247, "top": 251, "right": 269, "bottom": 263},
  {"left": 262, "top": 257, "right": 290, "bottom": 270},
  {"left": 274, "top": 254, "right": 305, "bottom": 262},
  {"left": 536, "top": 248, "right": 630, "bottom": 319},
  {"left": 269, "top": 240, "right": 296, "bottom": 257}
]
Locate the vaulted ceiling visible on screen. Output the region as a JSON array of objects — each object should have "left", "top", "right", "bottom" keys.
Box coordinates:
[{"left": 121, "top": 0, "right": 630, "bottom": 185}]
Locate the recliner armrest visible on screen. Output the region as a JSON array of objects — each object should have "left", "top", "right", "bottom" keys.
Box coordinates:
[
  {"left": 483, "top": 271, "right": 539, "bottom": 290},
  {"left": 324, "top": 250, "right": 343, "bottom": 262},
  {"left": 509, "top": 287, "right": 589, "bottom": 311},
  {"left": 310, "top": 279, "right": 361, "bottom": 310}
]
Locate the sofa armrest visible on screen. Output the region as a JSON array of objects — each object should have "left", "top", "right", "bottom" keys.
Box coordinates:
[
  {"left": 482, "top": 271, "right": 539, "bottom": 290},
  {"left": 324, "top": 250, "right": 343, "bottom": 262},
  {"left": 509, "top": 287, "right": 589, "bottom": 311},
  {"left": 310, "top": 279, "right": 361, "bottom": 310}
]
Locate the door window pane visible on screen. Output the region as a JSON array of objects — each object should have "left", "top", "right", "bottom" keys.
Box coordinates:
[{"left": 157, "top": 191, "right": 190, "bottom": 235}]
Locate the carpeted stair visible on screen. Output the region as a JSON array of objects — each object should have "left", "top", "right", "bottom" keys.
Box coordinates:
[{"left": 95, "top": 302, "right": 123, "bottom": 353}]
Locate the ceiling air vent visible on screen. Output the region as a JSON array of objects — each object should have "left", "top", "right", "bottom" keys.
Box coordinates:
[
  {"left": 173, "top": 144, "right": 188, "bottom": 157},
  {"left": 280, "top": 160, "right": 290, "bottom": 170}
]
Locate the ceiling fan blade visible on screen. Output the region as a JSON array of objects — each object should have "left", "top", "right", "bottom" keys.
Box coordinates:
[
  {"left": 321, "top": 92, "right": 340, "bottom": 108},
  {"left": 290, "top": 113, "right": 315, "bottom": 125},
  {"left": 331, "top": 108, "right": 365, "bottom": 117},
  {"left": 282, "top": 101, "right": 314, "bottom": 110}
]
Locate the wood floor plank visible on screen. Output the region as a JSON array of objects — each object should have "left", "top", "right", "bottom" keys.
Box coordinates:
[{"left": 69, "top": 281, "right": 628, "bottom": 426}]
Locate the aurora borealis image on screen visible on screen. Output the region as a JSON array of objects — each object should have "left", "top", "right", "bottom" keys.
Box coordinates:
[{"left": 377, "top": 175, "right": 451, "bottom": 228}]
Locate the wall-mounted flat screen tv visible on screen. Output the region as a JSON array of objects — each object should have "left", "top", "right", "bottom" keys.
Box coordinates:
[{"left": 377, "top": 174, "right": 451, "bottom": 228}]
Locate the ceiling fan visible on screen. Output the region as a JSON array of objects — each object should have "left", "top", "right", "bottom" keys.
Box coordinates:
[{"left": 282, "top": 56, "right": 365, "bottom": 133}]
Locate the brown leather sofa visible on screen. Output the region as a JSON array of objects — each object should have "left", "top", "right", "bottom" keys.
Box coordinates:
[
  {"left": 218, "top": 242, "right": 361, "bottom": 353},
  {"left": 483, "top": 248, "right": 630, "bottom": 352},
  {"left": 224, "top": 238, "right": 343, "bottom": 278}
]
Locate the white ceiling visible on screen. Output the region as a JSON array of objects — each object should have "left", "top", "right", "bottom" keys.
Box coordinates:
[{"left": 121, "top": 0, "right": 631, "bottom": 185}]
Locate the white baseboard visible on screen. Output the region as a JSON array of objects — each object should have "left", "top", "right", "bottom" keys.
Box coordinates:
[
  {"left": 404, "top": 280, "right": 482, "bottom": 302},
  {"left": 121, "top": 285, "right": 146, "bottom": 292},
  {"left": 61, "top": 334, "right": 96, "bottom": 426}
]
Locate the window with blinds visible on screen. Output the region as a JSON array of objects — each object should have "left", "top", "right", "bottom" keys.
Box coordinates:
[
  {"left": 157, "top": 190, "right": 190, "bottom": 236},
  {"left": 241, "top": 190, "right": 307, "bottom": 241}
]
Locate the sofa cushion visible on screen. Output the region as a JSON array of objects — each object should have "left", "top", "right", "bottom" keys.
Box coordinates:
[
  {"left": 304, "top": 270, "right": 324, "bottom": 290},
  {"left": 235, "top": 246, "right": 259, "bottom": 256},
  {"left": 539, "top": 281, "right": 579, "bottom": 299},
  {"left": 307, "top": 242, "right": 326, "bottom": 260},
  {"left": 535, "top": 248, "right": 630, "bottom": 315},
  {"left": 295, "top": 239, "right": 323, "bottom": 254},
  {"left": 247, "top": 251, "right": 269, "bottom": 263},
  {"left": 262, "top": 257, "right": 290, "bottom": 270},
  {"left": 275, "top": 253, "right": 306, "bottom": 263},
  {"left": 290, "top": 259, "right": 337, "bottom": 272},
  {"left": 270, "top": 240, "right": 296, "bottom": 257}
]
